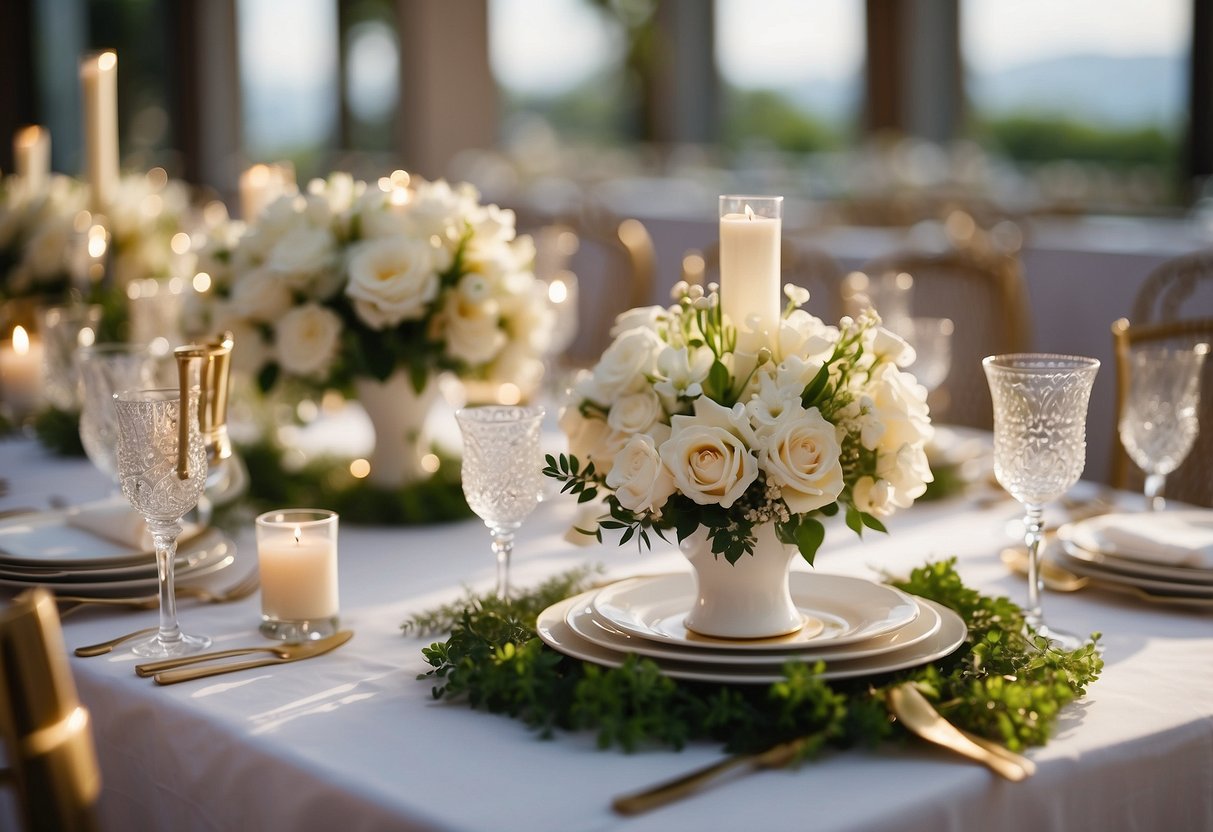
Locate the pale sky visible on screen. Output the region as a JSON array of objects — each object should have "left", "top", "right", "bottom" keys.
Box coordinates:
[
  {"left": 714, "top": 0, "right": 865, "bottom": 87},
  {"left": 488, "top": 0, "right": 624, "bottom": 95}
]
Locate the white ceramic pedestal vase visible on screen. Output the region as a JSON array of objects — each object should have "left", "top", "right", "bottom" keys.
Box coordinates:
[
  {"left": 680, "top": 522, "right": 805, "bottom": 639},
  {"left": 354, "top": 370, "right": 440, "bottom": 489}
]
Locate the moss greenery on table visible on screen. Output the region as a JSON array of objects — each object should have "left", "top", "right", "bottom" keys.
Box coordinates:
[{"left": 404, "top": 560, "right": 1102, "bottom": 756}]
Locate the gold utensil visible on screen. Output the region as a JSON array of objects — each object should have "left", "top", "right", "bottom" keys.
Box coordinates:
[
  {"left": 887, "top": 683, "right": 1033, "bottom": 781},
  {"left": 74, "top": 626, "right": 158, "bottom": 657},
  {"left": 150, "top": 630, "right": 354, "bottom": 685},
  {"left": 1000, "top": 547, "right": 1089, "bottom": 592},
  {"left": 611, "top": 736, "right": 809, "bottom": 815},
  {"left": 134, "top": 642, "right": 297, "bottom": 676},
  {"left": 54, "top": 570, "right": 260, "bottom": 611}
]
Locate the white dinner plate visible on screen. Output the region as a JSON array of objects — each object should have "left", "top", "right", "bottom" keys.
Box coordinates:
[
  {"left": 0, "top": 530, "right": 236, "bottom": 596},
  {"left": 567, "top": 591, "right": 942, "bottom": 665},
  {"left": 537, "top": 595, "right": 966, "bottom": 685},
  {"left": 591, "top": 572, "right": 920, "bottom": 651},
  {"left": 1058, "top": 512, "right": 1213, "bottom": 578},
  {"left": 0, "top": 503, "right": 206, "bottom": 568},
  {"left": 1055, "top": 549, "right": 1213, "bottom": 599},
  {"left": 0, "top": 527, "right": 230, "bottom": 583}
]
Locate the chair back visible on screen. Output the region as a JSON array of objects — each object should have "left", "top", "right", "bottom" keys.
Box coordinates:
[
  {"left": 0, "top": 589, "right": 101, "bottom": 832},
  {"left": 857, "top": 248, "right": 1032, "bottom": 429},
  {"left": 680, "top": 240, "right": 844, "bottom": 324},
  {"left": 1131, "top": 249, "right": 1213, "bottom": 324},
  {"left": 1110, "top": 317, "right": 1213, "bottom": 507}
]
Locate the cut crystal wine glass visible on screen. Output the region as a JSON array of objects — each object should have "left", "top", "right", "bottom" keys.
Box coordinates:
[
  {"left": 984, "top": 353, "right": 1098, "bottom": 649},
  {"left": 456, "top": 405, "right": 545, "bottom": 600},
  {"left": 114, "top": 387, "right": 211, "bottom": 657},
  {"left": 901, "top": 317, "right": 953, "bottom": 394},
  {"left": 1118, "top": 343, "right": 1208, "bottom": 511},
  {"left": 77, "top": 342, "right": 160, "bottom": 482}
]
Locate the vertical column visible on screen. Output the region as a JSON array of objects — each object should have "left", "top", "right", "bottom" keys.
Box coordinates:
[
  {"left": 393, "top": 0, "right": 497, "bottom": 179},
  {"left": 651, "top": 0, "right": 719, "bottom": 145},
  {"left": 1187, "top": 0, "right": 1213, "bottom": 197}
]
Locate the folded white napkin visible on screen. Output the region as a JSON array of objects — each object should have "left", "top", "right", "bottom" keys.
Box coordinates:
[
  {"left": 66, "top": 500, "right": 157, "bottom": 550},
  {"left": 1083, "top": 511, "right": 1213, "bottom": 569}
]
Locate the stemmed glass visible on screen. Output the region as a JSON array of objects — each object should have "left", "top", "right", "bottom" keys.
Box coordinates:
[
  {"left": 114, "top": 387, "right": 211, "bottom": 657},
  {"left": 77, "top": 342, "right": 161, "bottom": 483},
  {"left": 983, "top": 354, "right": 1099, "bottom": 649},
  {"left": 901, "top": 317, "right": 953, "bottom": 396},
  {"left": 1118, "top": 343, "right": 1208, "bottom": 510},
  {"left": 455, "top": 405, "right": 546, "bottom": 600}
]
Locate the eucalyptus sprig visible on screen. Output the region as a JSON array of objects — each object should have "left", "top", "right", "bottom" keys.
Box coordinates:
[{"left": 410, "top": 559, "right": 1102, "bottom": 755}]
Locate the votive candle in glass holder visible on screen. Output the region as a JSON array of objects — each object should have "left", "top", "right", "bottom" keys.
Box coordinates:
[{"left": 255, "top": 509, "right": 339, "bottom": 641}]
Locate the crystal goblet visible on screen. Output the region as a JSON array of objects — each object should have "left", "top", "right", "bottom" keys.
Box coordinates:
[
  {"left": 114, "top": 387, "right": 211, "bottom": 657},
  {"left": 77, "top": 342, "right": 161, "bottom": 483},
  {"left": 984, "top": 353, "right": 1098, "bottom": 649},
  {"left": 901, "top": 316, "right": 953, "bottom": 395},
  {"left": 1118, "top": 343, "right": 1208, "bottom": 511},
  {"left": 456, "top": 405, "right": 546, "bottom": 600}
]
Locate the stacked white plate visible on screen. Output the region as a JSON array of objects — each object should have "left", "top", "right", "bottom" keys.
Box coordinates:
[
  {"left": 537, "top": 572, "right": 967, "bottom": 685},
  {"left": 1056, "top": 511, "right": 1213, "bottom": 608},
  {"left": 0, "top": 502, "right": 236, "bottom": 598}
]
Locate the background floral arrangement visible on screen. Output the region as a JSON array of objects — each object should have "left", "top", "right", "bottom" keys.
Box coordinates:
[
  {"left": 193, "top": 172, "right": 553, "bottom": 395},
  {"left": 548, "top": 282, "right": 934, "bottom": 564},
  {"left": 0, "top": 169, "right": 196, "bottom": 305}
]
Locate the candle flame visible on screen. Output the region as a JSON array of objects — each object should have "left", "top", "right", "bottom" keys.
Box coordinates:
[
  {"left": 293, "top": 526, "right": 302, "bottom": 545},
  {"left": 744, "top": 204, "right": 755, "bottom": 220},
  {"left": 15, "top": 125, "right": 45, "bottom": 149},
  {"left": 12, "top": 326, "right": 29, "bottom": 354}
]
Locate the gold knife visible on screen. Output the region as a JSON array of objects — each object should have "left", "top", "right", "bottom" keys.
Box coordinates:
[
  {"left": 887, "top": 683, "right": 1032, "bottom": 781},
  {"left": 151, "top": 630, "right": 354, "bottom": 685}
]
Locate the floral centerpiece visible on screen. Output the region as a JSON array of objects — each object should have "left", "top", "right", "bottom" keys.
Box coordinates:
[
  {"left": 193, "top": 172, "right": 554, "bottom": 488},
  {"left": 548, "top": 269, "right": 934, "bottom": 638}
]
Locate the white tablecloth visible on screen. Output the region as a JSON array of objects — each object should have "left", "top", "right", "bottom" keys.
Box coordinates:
[{"left": 1, "top": 438, "right": 1211, "bottom": 832}]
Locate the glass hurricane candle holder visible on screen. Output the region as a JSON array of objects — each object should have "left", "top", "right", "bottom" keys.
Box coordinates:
[{"left": 256, "top": 509, "right": 340, "bottom": 641}]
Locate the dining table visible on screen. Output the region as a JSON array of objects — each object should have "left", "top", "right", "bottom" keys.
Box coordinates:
[{"left": 0, "top": 429, "right": 1211, "bottom": 832}]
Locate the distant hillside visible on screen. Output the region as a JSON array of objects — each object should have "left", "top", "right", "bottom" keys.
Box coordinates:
[{"left": 968, "top": 54, "right": 1186, "bottom": 126}]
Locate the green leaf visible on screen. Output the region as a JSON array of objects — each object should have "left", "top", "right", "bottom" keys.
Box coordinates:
[
  {"left": 845, "top": 506, "right": 864, "bottom": 536},
  {"left": 795, "top": 519, "right": 825, "bottom": 566},
  {"left": 706, "top": 359, "right": 731, "bottom": 400},
  {"left": 800, "top": 364, "right": 831, "bottom": 408},
  {"left": 819, "top": 502, "right": 839, "bottom": 517},
  {"left": 860, "top": 512, "right": 888, "bottom": 534},
  {"left": 256, "top": 362, "right": 280, "bottom": 394},
  {"left": 408, "top": 361, "right": 428, "bottom": 394}
]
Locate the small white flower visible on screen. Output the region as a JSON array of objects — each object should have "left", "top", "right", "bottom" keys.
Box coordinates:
[
  {"left": 852, "top": 475, "right": 895, "bottom": 516},
  {"left": 274, "top": 303, "right": 342, "bottom": 378},
  {"left": 653, "top": 345, "right": 714, "bottom": 406},
  {"left": 784, "top": 283, "right": 810, "bottom": 306}
]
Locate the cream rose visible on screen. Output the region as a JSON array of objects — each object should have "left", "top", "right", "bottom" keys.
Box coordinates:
[
  {"left": 660, "top": 399, "right": 758, "bottom": 508},
  {"left": 230, "top": 268, "right": 293, "bottom": 322},
  {"left": 607, "top": 388, "right": 664, "bottom": 436},
  {"left": 591, "top": 327, "right": 663, "bottom": 400},
  {"left": 606, "top": 434, "right": 677, "bottom": 513},
  {"left": 859, "top": 363, "right": 933, "bottom": 452},
  {"left": 559, "top": 406, "right": 626, "bottom": 478},
  {"left": 346, "top": 237, "right": 442, "bottom": 329},
  {"left": 442, "top": 293, "right": 506, "bottom": 366},
  {"left": 274, "top": 303, "right": 342, "bottom": 378},
  {"left": 761, "top": 405, "right": 844, "bottom": 513},
  {"left": 266, "top": 223, "right": 337, "bottom": 283}
]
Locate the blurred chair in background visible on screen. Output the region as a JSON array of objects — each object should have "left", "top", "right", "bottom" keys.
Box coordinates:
[
  {"left": 679, "top": 240, "right": 844, "bottom": 323},
  {"left": 1110, "top": 317, "right": 1213, "bottom": 508},
  {"left": 1130, "top": 248, "right": 1213, "bottom": 324},
  {"left": 855, "top": 248, "right": 1032, "bottom": 429},
  {"left": 0, "top": 589, "right": 102, "bottom": 832}
]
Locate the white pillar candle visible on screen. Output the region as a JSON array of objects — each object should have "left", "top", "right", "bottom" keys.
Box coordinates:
[
  {"left": 256, "top": 511, "right": 339, "bottom": 623},
  {"left": 13, "top": 125, "right": 50, "bottom": 194},
  {"left": 0, "top": 326, "right": 45, "bottom": 418},
  {"left": 80, "top": 51, "right": 119, "bottom": 212},
  {"left": 719, "top": 196, "right": 782, "bottom": 341}
]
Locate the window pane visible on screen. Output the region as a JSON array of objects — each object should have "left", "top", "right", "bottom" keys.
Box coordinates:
[
  {"left": 962, "top": 0, "right": 1191, "bottom": 209},
  {"left": 238, "top": 0, "right": 339, "bottom": 176},
  {"left": 715, "top": 0, "right": 864, "bottom": 154}
]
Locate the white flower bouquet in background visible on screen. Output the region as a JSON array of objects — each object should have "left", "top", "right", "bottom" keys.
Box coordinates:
[
  {"left": 547, "top": 281, "right": 934, "bottom": 565},
  {"left": 194, "top": 171, "right": 553, "bottom": 397}
]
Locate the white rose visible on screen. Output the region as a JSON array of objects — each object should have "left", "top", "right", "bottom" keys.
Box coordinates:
[
  {"left": 222, "top": 319, "right": 272, "bottom": 377},
  {"left": 590, "top": 327, "right": 663, "bottom": 400},
  {"left": 777, "top": 309, "right": 838, "bottom": 362},
  {"left": 761, "top": 405, "right": 844, "bottom": 514},
  {"left": 346, "top": 237, "right": 442, "bottom": 329},
  {"left": 610, "top": 306, "right": 666, "bottom": 338},
  {"left": 230, "top": 269, "right": 293, "bottom": 322},
  {"left": 607, "top": 388, "right": 664, "bottom": 435},
  {"left": 660, "top": 398, "right": 758, "bottom": 508},
  {"left": 274, "top": 303, "right": 342, "bottom": 379},
  {"left": 858, "top": 363, "right": 933, "bottom": 452},
  {"left": 558, "top": 406, "right": 626, "bottom": 478},
  {"left": 877, "top": 443, "right": 933, "bottom": 508},
  {"left": 607, "top": 434, "right": 677, "bottom": 513},
  {"left": 442, "top": 293, "right": 506, "bottom": 366},
  {"left": 266, "top": 223, "right": 337, "bottom": 283},
  {"left": 852, "top": 475, "right": 895, "bottom": 517}
]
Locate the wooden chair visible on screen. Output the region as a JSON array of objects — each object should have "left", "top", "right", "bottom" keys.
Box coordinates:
[
  {"left": 679, "top": 240, "right": 844, "bottom": 324},
  {"left": 1131, "top": 248, "right": 1213, "bottom": 324},
  {"left": 857, "top": 248, "right": 1032, "bottom": 429},
  {"left": 1110, "top": 317, "right": 1213, "bottom": 508},
  {"left": 0, "top": 588, "right": 102, "bottom": 832}
]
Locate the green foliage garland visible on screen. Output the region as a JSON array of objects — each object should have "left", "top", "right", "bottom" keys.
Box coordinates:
[{"left": 406, "top": 560, "right": 1102, "bottom": 755}]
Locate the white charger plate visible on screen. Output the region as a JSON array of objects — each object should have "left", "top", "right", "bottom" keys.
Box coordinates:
[
  {"left": 0, "top": 530, "right": 236, "bottom": 596},
  {"left": 1055, "top": 549, "right": 1213, "bottom": 598},
  {"left": 0, "top": 527, "right": 230, "bottom": 583},
  {"left": 1058, "top": 512, "right": 1213, "bottom": 580},
  {"left": 591, "top": 572, "right": 920, "bottom": 651},
  {"left": 537, "top": 595, "right": 966, "bottom": 685},
  {"left": 567, "top": 590, "right": 942, "bottom": 666}
]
